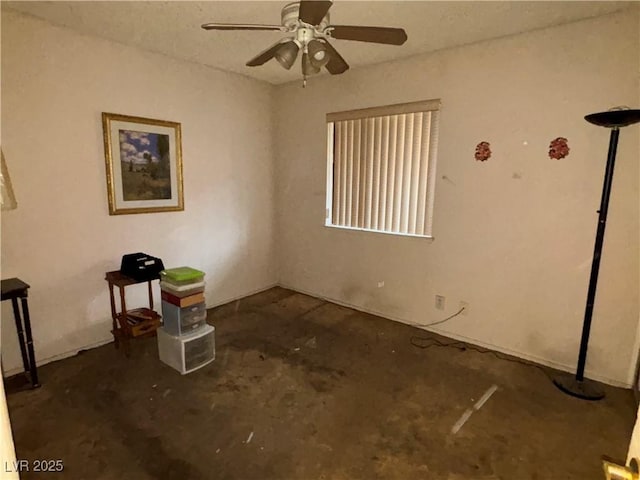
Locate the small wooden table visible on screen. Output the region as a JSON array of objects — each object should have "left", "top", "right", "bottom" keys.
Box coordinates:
[
  {"left": 1, "top": 278, "right": 39, "bottom": 388},
  {"left": 105, "top": 271, "right": 161, "bottom": 356}
]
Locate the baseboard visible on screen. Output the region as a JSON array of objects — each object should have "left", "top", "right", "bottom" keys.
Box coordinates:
[
  {"left": 3, "top": 337, "right": 114, "bottom": 377},
  {"left": 205, "top": 282, "right": 279, "bottom": 309},
  {"left": 277, "top": 282, "right": 631, "bottom": 389},
  {"left": 5, "top": 281, "right": 629, "bottom": 388},
  {"left": 3, "top": 282, "right": 280, "bottom": 378}
]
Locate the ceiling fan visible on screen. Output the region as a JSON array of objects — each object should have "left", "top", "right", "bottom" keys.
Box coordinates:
[{"left": 201, "top": 1, "right": 408, "bottom": 86}]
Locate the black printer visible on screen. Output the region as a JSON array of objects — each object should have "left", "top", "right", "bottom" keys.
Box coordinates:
[{"left": 120, "top": 253, "right": 165, "bottom": 282}]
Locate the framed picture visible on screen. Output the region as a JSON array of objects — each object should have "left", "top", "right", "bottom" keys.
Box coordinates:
[{"left": 102, "top": 112, "right": 184, "bottom": 215}]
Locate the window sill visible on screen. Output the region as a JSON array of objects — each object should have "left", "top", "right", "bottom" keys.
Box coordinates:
[{"left": 324, "top": 223, "right": 435, "bottom": 241}]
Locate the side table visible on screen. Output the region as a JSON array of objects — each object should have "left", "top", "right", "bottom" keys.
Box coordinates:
[
  {"left": 1, "top": 278, "right": 39, "bottom": 388},
  {"left": 105, "top": 271, "right": 161, "bottom": 356}
]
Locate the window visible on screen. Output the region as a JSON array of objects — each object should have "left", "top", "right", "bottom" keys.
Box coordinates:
[{"left": 326, "top": 99, "right": 440, "bottom": 238}]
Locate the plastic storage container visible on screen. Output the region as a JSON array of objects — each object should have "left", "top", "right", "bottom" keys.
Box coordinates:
[
  {"left": 160, "top": 267, "right": 205, "bottom": 286},
  {"left": 161, "top": 289, "right": 205, "bottom": 308},
  {"left": 161, "top": 301, "right": 206, "bottom": 336},
  {"left": 157, "top": 324, "right": 215, "bottom": 374},
  {"left": 159, "top": 281, "right": 205, "bottom": 297}
]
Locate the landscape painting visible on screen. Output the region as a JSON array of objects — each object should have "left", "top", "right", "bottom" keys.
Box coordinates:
[
  {"left": 119, "top": 129, "right": 171, "bottom": 201},
  {"left": 102, "top": 113, "right": 183, "bottom": 215}
]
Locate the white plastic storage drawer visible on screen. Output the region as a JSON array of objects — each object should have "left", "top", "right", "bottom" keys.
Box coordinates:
[
  {"left": 161, "top": 301, "right": 206, "bottom": 336},
  {"left": 157, "top": 325, "right": 215, "bottom": 374},
  {"left": 160, "top": 281, "right": 205, "bottom": 297}
]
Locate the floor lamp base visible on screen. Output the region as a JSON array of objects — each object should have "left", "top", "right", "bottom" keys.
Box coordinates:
[{"left": 552, "top": 372, "right": 605, "bottom": 400}]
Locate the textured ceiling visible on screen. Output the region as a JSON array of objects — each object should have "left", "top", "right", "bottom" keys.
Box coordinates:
[{"left": 3, "top": 1, "right": 633, "bottom": 85}]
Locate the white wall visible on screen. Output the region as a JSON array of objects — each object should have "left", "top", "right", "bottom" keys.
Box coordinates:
[
  {"left": 274, "top": 10, "right": 640, "bottom": 386},
  {"left": 1, "top": 9, "right": 277, "bottom": 373},
  {"left": 2, "top": 7, "right": 638, "bottom": 388},
  {"left": 0, "top": 378, "right": 18, "bottom": 480},
  {"left": 628, "top": 405, "right": 640, "bottom": 465}
]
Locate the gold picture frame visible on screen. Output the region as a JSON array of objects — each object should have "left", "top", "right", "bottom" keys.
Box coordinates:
[{"left": 102, "top": 112, "right": 184, "bottom": 215}]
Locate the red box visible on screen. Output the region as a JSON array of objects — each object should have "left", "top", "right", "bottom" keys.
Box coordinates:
[{"left": 161, "top": 290, "right": 205, "bottom": 307}]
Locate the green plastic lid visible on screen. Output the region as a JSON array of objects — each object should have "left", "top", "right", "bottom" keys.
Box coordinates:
[{"left": 160, "top": 267, "right": 205, "bottom": 282}]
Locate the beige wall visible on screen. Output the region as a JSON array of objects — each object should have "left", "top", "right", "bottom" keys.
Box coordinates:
[
  {"left": 2, "top": 7, "right": 639, "bottom": 387},
  {"left": 628, "top": 404, "right": 640, "bottom": 466},
  {"left": 0, "top": 9, "right": 277, "bottom": 373},
  {"left": 0, "top": 378, "right": 18, "bottom": 480},
  {"left": 274, "top": 10, "right": 640, "bottom": 386}
]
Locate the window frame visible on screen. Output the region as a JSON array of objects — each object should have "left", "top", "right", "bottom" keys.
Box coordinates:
[{"left": 325, "top": 99, "right": 441, "bottom": 239}]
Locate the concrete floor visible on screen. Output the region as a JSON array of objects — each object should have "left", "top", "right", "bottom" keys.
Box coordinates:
[{"left": 5, "top": 287, "right": 636, "bottom": 479}]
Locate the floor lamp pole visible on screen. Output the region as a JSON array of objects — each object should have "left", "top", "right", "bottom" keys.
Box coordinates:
[
  {"left": 553, "top": 108, "right": 640, "bottom": 401},
  {"left": 574, "top": 128, "right": 618, "bottom": 381}
]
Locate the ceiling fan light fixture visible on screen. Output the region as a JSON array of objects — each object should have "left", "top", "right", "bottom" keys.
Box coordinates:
[
  {"left": 307, "top": 39, "right": 330, "bottom": 68},
  {"left": 302, "top": 52, "right": 321, "bottom": 76},
  {"left": 274, "top": 40, "right": 300, "bottom": 70}
]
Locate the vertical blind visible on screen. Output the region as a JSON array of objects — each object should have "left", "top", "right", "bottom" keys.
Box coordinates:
[{"left": 327, "top": 100, "right": 440, "bottom": 237}]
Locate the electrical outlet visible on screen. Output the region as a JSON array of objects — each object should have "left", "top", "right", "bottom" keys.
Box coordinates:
[
  {"left": 435, "top": 295, "right": 445, "bottom": 310},
  {"left": 460, "top": 301, "right": 469, "bottom": 315}
]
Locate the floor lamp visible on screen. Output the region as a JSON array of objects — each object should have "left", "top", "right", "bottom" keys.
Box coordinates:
[{"left": 553, "top": 108, "right": 640, "bottom": 400}]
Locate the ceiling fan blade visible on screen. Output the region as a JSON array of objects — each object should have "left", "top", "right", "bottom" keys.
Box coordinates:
[
  {"left": 322, "top": 41, "right": 349, "bottom": 75},
  {"left": 330, "top": 25, "right": 408, "bottom": 45},
  {"left": 298, "top": 0, "right": 333, "bottom": 26},
  {"left": 202, "top": 23, "right": 284, "bottom": 31},
  {"left": 246, "top": 40, "right": 288, "bottom": 67}
]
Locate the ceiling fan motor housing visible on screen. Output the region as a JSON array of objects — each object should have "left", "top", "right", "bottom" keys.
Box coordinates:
[
  {"left": 282, "top": 2, "right": 330, "bottom": 31},
  {"left": 296, "top": 27, "right": 315, "bottom": 46}
]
